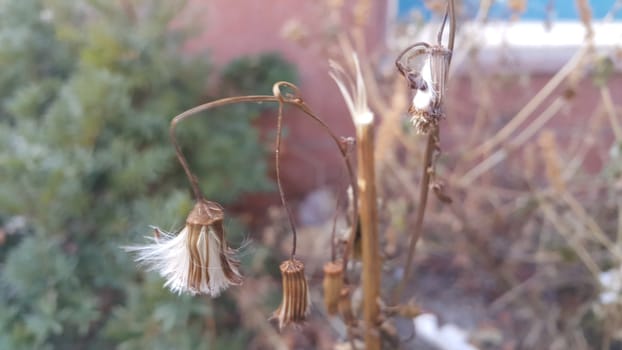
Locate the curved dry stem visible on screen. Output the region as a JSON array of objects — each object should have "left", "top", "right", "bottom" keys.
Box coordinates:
[
  {"left": 437, "top": 3, "right": 449, "bottom": 46},
  {"left": 447, "top": 0, "right": 456, "bottom": 61},
  {"left": 170, "top": 95, "right": 279, "bottom": 211},
  {"left": 395, "top": 42, "right": 431, "bottom": 77},
  {"left": 438, "top": 0, "right": 457, "bottom": 52},
  {"left": 282, "top": 92, "right": 360, "bottom": 275},
  {"left": 273, "top": 82, "right": 302, "bottom": 258},
  {"left": 168, "top": 82, "right": 359, "bottom": 278},
  {"left": 460, "top": 96, "right": 566, "bottom": 185}
]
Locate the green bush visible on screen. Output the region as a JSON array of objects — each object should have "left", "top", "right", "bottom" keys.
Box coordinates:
[{"left": 0, "top": 0, "right": 296, "bottom": 348}]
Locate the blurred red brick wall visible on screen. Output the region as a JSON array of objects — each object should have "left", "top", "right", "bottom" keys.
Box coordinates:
[
  {"left": 182, "top": 0, "right": 387, "bottom": 200},
  {"left": 180, "top": 1, "right": 621, "bottom": 206}
]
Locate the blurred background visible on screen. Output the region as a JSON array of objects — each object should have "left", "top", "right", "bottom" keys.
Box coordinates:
[{"left": 1, "top": 0, "right": 621, "bottom": 349}]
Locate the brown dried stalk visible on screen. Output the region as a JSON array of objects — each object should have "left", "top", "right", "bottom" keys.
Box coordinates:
[
  {"left": 393, "top": 0, "right": 456, "bottom": 304},
  {"left": 393, "top": 127, "right": 439, "bottom": 303},
  {"left": 356, "top": 120, "right": 381, "bottom": 349},
  {"left": 330, "top": 52, "right": 381, "bottom": 349}
]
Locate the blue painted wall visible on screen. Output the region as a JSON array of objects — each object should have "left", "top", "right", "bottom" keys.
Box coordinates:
[{"left": 397, "top": 0, "right": 621, "bottom": 21}]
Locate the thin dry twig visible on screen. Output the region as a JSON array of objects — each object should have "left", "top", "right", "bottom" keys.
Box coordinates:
[
  {"left": 538, "top": 196, "right": 601, "bottom": 278},
  {"left": 600, "top": 86, "right": 622, "bottom": 142},
  {"left": 356, "top": 121, "right": 381, "bottom": 349},
  {"left": 393, "top": 127, "right": 438, "bottom": 303},
  {"left": 273, "top": 82, "right": 304, "bottom": 258},
  {"left": 464, "top": 46, "right": 589, "bottom": 162},
  {"left": 459, "top": 96, "right": 566, "bottom": 185}
]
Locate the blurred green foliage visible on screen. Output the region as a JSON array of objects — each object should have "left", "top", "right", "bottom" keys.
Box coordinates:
[
  {"left": 0, "top": 0, "right": 296, "bottom": 348},
  {"left": 221, "top": 53, "right": 299, "bottom": 95}
]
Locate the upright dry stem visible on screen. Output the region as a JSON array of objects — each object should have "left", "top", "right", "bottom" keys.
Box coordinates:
[
  {"left": 393, "top": 127, "right": 437, "bottom": 303},
  {"left": 356, "top": 123, "right": 381, "bottom": 350}
]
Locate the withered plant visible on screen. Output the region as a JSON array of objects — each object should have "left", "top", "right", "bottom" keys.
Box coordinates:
[{"left": 126, "top": 0, "right": 464, "bottom": 348}]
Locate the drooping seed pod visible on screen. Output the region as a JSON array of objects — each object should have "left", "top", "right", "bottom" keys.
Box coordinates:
[
  {"left": 271, "top": 258, "right": 311, "bottom": 330},
  {"left": 407, "top": 46, "right": 451, "bottom": 134},
  {"left": 126, "top": 200, "right": 242, "bottom": 296},
  {"left": 322, "top": 261, "right": 344, "bottom": 315},
  {"left": 396, "top": 43, "right": 452, "bottom": 134}
]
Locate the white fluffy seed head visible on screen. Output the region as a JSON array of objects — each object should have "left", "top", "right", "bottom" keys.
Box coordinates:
[
  {"left": 125, "top": 223, "right": 242, "bottom": 296},
  {"left": 412, "top": 57, "right": 437, "bottom": 111},
  {"left": 329, "top": 53, "right": 373, "bottom": 126}
]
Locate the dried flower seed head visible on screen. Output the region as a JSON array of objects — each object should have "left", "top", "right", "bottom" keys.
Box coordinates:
[
  {"left": 397, "top": 44, "right": 451, "bottom": 134},
  {"left": 125, "top": 200, "right": 242, "bottom": 296},
  {"left": 271, "top": 258, "right": 311, "bottom": 330},
  {"left": 322, "top": 261, "right": 344, "bottom": 315},
  {"left": 407, "top": 47, "right": 451, "bottom": 134}
]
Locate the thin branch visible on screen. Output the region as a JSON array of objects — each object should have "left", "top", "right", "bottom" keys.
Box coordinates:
[
  {"left": 465, "top": 46, "right": 589, "bottom": 162},
  {"left": 600, "top": 86, "right": 622, "bottom": 142},
  {"left": 170, "top": 95, "right": 280, "bottom": 208},
  {"left": 460, "top": 96, "right": 565, "bottom": 185},
  {"left": 169, "top": 89, "right": 358, "bottom": 237},
  {"left": 393, "top": 126, "right": 438, "bottom": 303},
  {"left": 447, "top": 0, "right": 456, "bottom": 59},
  {"left": 273, "top": 87, "right": 298, "bottom": 258}
]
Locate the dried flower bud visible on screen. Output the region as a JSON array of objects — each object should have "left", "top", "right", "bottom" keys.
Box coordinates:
[
  {"left": 400, "top": 46, "right": 451, "bottom": 134},
  {"left": 271, "top": 259, "right": 311, "bottom": 330},
  {"left": 126, "top": 200, "right": 242, "bottom": 296},
  {"left": 322, "top": 261, "right": 344, "bottom": 315}
]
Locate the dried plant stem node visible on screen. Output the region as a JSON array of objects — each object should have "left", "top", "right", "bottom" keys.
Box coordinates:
[
  {"left": 322, "top": 261, "right": 344, "bottom": 315},
  {"left": 271, "top": 258, "right": 311, "bottom": 330},
  {"left": 409, "top": 108, "right": 441, "bottom": 134}
]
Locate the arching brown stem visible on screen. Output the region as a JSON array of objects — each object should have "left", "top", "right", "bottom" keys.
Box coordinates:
[{"left": 169, "top": 85, "right": 359, "bottom": 266}]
